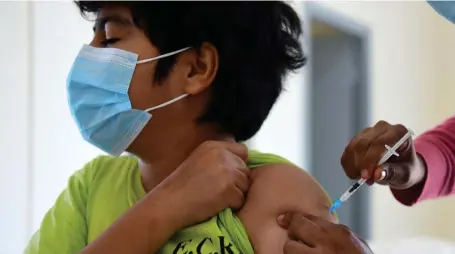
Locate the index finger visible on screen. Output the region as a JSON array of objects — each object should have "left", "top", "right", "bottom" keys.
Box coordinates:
[
  {"left": 221, "top": 141, "right": 248, "bottom": 163},
  {"left": 344, "top": 127, "right": 372, "bottom": 155},
  {"left": 341, "top": 127, "right": 373, "bottom": 178},
  {"left": 301, "top": 214, "right": 335, "bottom": 229},
  {"left": 286, "top": 213, "right": 319, "bottom": 247},
  {"left": 305, "top": 215, "right": 355, "bottom": 240}
]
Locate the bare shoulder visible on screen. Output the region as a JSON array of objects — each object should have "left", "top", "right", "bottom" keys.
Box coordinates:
[
  {"left": 237, "top": 163, "right": 336, "bottom": 254},
  {"left": 240, "top": 163, "right": 334, "bottom": 220}
]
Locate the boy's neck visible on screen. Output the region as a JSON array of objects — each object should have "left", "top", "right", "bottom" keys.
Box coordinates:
[{"left": 136, "top": 123, "right": 233, "bottom": 192}]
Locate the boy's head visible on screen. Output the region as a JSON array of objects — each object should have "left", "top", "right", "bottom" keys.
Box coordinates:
[{"left": 73, "top": 1, "right": 306, "bottom": 156}]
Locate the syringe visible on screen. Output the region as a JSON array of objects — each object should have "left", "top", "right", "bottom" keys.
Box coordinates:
[{"left": 329, "top": 129, "right": 414, "bottom": 213}]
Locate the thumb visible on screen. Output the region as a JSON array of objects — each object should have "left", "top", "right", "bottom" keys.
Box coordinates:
[
  {"left": 376, "top": 163, "right": 412, "bottom": 188},
  {"left": 375, "top": 164, "right": 395, "bottom": 185},
  {"left": 277, "top": 213, "right": 292, "bottom": 229}
]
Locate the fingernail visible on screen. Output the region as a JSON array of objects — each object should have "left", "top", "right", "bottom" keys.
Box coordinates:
[
  {"left": 361, "top": 170, "right": 369, "bottom": 179},
  {"left": 277, "top": 214, "right": 285, "bottom": 224},
  {"left": 277, "top": 213, "right": 290, "bottom": 228}
]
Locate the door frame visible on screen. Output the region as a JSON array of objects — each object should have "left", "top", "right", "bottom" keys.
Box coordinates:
[{"left": 304, "top": 2, "right": 373, "bottom": 239}]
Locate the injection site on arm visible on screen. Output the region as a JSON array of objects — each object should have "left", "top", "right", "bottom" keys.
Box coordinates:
[{"left": 237, "top": 163, "right": 336, "bottom": 254}]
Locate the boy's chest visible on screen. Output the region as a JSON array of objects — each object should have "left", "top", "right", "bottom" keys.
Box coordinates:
[
  {"left": 86, "top": 200, "right": 246, "bottom": 254},
  {"left": 159, "top": 224, "right": 243, "bottom": 254}
]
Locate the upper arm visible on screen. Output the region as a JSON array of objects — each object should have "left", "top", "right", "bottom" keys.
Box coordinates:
[
  {"left": 25, "top": 162, "right": 94, "bottom": 254},
  {"left": 237, "top": 164, "right": 335, "bottom": 254}
]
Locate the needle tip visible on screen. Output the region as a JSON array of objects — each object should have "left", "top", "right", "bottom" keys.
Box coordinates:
[{"left": 329, "top": 200, "right": 342, "bottom": 213}]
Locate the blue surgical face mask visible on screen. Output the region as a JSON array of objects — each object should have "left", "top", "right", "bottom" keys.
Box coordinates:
[
  {"left": 66, "top": 44, "right": 190, "bottom": 156},
  {"left": 427, "top": 1, "right": 455, "bottom": 24}
]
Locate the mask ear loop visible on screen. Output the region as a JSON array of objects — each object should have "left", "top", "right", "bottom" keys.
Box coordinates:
[
  {"left": 145, "top": 94, "right": 189, "bottom": 112},
  {"left": 139, "top": 47, "right": 191, "bottom": 112},
  {"left": 137, "top": 47, "right": 191, "bottom": 64}
]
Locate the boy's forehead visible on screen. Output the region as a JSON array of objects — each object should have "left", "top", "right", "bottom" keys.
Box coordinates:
[
  {"left": 94, "top": 6, "right": 134, "bottom": 32},
  {"left": 98, "top": 5, "right": 132, "bottom": 20}
]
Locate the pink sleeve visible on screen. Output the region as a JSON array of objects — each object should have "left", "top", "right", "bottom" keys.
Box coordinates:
[{"left": 391, "top": 116, "right": 455, "bottom": 206}]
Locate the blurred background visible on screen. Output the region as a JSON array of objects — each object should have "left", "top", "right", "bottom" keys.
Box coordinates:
[{"left": 2, "top": 1, "right": 455, "bottom": 253}]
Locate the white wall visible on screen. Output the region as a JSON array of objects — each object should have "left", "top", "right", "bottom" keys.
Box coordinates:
[
  {"left": 2, "top": 1, "right": 455, "bottom": 253},
  {"left": 0, "top": 2, "right": 98, "bottom": 253},
  {"left": 30, "top": 2, "right": 99, "bottom": 234},
  {"left": 0, "top": 2, "right": 30, "bottom": 254}
]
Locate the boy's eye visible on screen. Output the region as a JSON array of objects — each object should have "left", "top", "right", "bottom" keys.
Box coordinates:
[{"left": 101, "top": 38, "right": 120, "bottom": 47}]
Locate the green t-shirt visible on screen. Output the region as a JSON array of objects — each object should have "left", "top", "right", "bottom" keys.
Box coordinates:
[{"left": 25, "top": 150, "right": 291, "bottom": 254}]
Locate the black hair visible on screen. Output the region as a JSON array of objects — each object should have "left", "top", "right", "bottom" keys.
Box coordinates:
[{"left": 75, "top": 1, "right": 306, "bottom": 141}]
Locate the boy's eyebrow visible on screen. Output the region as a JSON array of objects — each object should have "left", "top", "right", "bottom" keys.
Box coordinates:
[{"left": 93, "top": 14, "right": 133, "bottom": 32}]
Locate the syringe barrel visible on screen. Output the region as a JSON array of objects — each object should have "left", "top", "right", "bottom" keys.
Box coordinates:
[{"left": 339, "top": 191, "right": 353, "bottom": 202}]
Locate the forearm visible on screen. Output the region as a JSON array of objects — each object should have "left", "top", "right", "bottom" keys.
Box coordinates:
[
  {"left": 80, "top": 190, "right": 179, "bottom": 254},
  {"left": 414, "top": 132, "right": 455, "bottom": 200}
]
